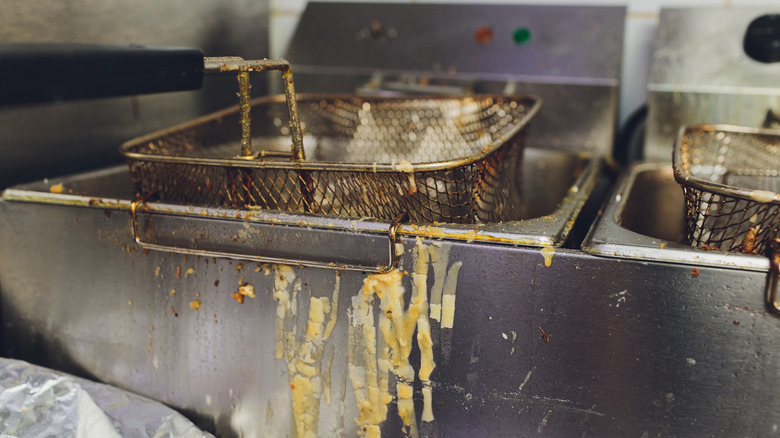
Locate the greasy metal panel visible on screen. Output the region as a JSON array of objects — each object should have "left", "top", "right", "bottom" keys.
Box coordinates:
[
  {"left": 0, "top": 197, "right": 777, "bottom": 437},
  {"left": 0, "top": 0, "right": 270, "bottom": 189},
  {"left": 287, "top": 3, "right": 624, "bottom": 83}
]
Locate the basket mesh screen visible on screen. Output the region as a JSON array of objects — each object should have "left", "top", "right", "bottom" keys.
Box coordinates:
[
  {"left": 123, "top": 96, "right": 535, "bottom": 223},
  {"left": 678, "top": 127, "right": 780, "bottom": 254}
]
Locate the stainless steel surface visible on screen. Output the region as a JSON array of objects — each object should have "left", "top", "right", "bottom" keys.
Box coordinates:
[
  {"left": 583, "top": 162, "right": 770, "bottom": 271},
  {"left": 0, "top": 0, "right": 270, "bottom": 189},
  {"left": 0, "top": 147, "right": 601, "bottom": 437},
  {"left": 646, "top": 8, "right": 780, "bottom": 161},
  {"left": 1, "top": 189, "right": 778, "bottom": 437},
  {"left": 121, "top": 94, "right": 541, "bottom": 224},
  {"left": 285, "top": 3, "right": 624, "bottom": 156}
]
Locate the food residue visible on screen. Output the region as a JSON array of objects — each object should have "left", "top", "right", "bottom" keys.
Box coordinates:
[
  {"left": 238, "top": 277, "right": 256, "bottom": 298},
  {"left": 268, "top": 240, "right": 464, "bottom": 437},
  {"left": 49, "top": 183, "right": 64, "bottom": 194},
  {"left": 346, "top": 238, "right": 463, "bottom": 436},
  {"left": 185, "top": 267, "right": 195, "bottom": 278},
  {"left": 539, "top": 326, "right": 551, "bottom": 343},
  {"left": 440, "top": 261, "right": 462, "bottom": 329},
  {"left": 751, "top": 189, "right": 778, "bottom": 203},
  {"left": 170, "top": 288, "right": 176, "bottom": 296},
  {"left": 273, "top": 266, "right": 340, "bottom": 438},
  {"left": 396, "top": 160, "right": 415, "bottom": 173},
  {"left": 189, "top": 300, "right": 201, "bottom": 310},
  {"left": 691, "top": 268, "right": 700, "bottom": 277},
  {"left": 428, "top": 244, "right": 462, "bottom": 329},
  {"left": 742, "top": 226, "right": 760, "bottom": 254},
  {"left": 540, "top": 247, "right": 556, "bottom": 268}
]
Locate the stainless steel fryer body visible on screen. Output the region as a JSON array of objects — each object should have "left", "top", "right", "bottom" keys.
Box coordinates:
[{"left": 0, "top": 192, "right": 776, "bottom": 437}]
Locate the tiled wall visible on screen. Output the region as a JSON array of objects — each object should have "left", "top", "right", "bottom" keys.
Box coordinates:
[{"left": 269, "top": 0, "right": 780, "bottom": 126}]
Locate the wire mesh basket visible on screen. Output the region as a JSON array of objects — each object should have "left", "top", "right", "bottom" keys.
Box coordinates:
[
  {"left": 120, "top": 62, "right": 540, "bottom": 224},
  {"left": 673, "top": 124, "right": 780, "bottom": 255}
]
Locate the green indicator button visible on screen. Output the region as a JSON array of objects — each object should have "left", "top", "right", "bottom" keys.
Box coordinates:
[{"left": 513, "top": 27, "right": 531, "bottom": 45}]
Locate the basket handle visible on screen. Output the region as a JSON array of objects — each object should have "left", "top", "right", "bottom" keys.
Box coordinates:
[
  {"left": 765, "top": 238, "right": 780, "bottom": 314},
  {"left": 203, "top": 57, "right": 305, "bottom": 161},
  {"left": 129, "top": 194, "right": 407, "bottom": 273}
]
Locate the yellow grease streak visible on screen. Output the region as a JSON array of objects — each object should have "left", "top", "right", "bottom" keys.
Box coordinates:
[
  {"left": 348, "top": 284, "right": 391, "bottom": 437},
  {"left": 323, "top": 273, "right": 340, "bottom": 339},
  {"left": 346, "top": 241, "right": 464, "bottom": 436},
  {"left": 273, "top": 266, "right": 339, "bottom": 438},
  {"left": 441, "top": 261, "right": 463, "bottom": 329},
  {"left": 428, "top": 244, "right": 451, "bottom": 322},
  {"left": 541, "top": 247, "right": 556, "bottom": 267}
]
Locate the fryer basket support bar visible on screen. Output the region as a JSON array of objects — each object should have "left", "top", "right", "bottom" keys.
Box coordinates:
[{"left": 130, "top": 195, "right": 406, "bottom": 273}]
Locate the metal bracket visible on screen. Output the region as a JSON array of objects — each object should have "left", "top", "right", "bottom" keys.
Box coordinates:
[{"left": 130, "top": 193, "right": 407, "bottom": 273}]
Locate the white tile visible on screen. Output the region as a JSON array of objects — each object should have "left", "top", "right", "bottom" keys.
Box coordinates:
[
  {"left": 270, "top": 15, "right": 300, "bottom": 58},
  {"left": 628, "top": 0, "right": 727, "bottom": 14},
  {"left": 729, "top": 0, "right": 780, "bottom": 6},
  {"left": 270, "top": 0, "right": 307, "bottom": 11}
]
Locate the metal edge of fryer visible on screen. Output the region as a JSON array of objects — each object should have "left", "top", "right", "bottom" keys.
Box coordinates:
[
  {"left": 1, "top": 150, "right": 600, "bottom": 270},
  {"left": 582, "top": 162, "right": 770, "bottom": 272}
]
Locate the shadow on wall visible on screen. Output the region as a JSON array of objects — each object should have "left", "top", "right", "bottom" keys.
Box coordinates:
[{"left": 0, "top": 0, "right": 270, "bottom": 189}]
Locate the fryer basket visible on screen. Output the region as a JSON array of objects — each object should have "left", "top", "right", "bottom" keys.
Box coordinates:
[
  {"left": 121, "top": 93, "right": 539, "bottom": 224},
  {"left": 673, "top": 124, "right": 780, "bottom": 255}
]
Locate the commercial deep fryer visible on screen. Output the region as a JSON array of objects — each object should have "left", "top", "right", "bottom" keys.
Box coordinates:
[{"left": 13, "top": 4, "right": 780, "bottom": 438}]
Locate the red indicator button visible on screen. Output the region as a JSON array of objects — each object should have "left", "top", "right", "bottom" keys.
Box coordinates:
[{"left": 474, "top": 26, "right": 494, "bottom": 45}]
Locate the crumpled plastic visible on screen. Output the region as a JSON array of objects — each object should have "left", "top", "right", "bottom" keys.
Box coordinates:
[{"left": 0, "top": 358, "right": 214, "bottom": 438}]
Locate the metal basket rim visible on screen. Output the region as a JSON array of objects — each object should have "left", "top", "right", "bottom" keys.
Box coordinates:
[
  {"left": 672, "top": 123, "right": 780, "bottom": 206},
  {"left": 118, "top": 93, "right": 541, "bottom": 173}
]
